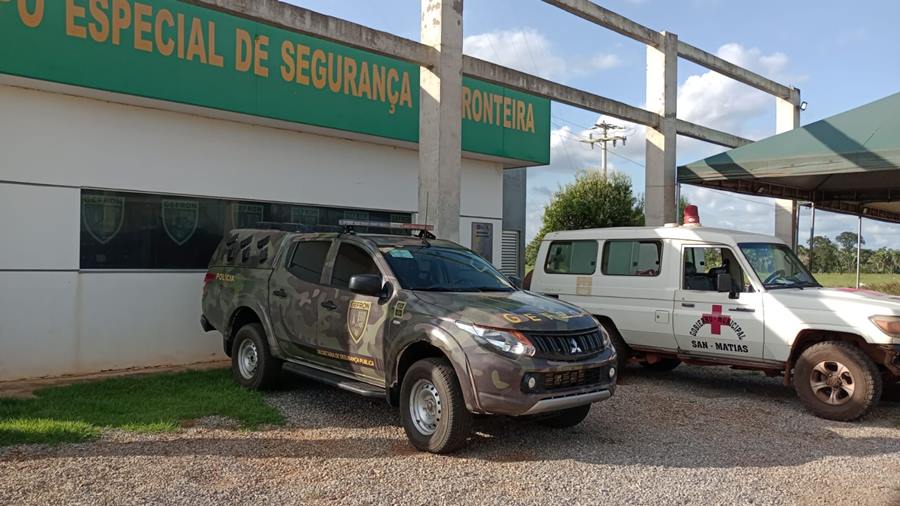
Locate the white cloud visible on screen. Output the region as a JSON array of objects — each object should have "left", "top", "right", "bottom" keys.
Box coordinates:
[
  {"left": 526, "top": 43, "right": 800, "bottom": 242},
  {"left": 463, "top": 29, "right": 621, "bottom": 81}
]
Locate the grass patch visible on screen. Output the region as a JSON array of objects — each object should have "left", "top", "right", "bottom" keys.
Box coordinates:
[
  {"left": 0, "top": 368, "right": 283, "bottom": 447},
  {"left": 814, "top": 273, "right": 900, "bottom": 295}
]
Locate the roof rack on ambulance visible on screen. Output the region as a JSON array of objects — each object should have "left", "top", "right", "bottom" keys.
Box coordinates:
[{"left": 337, "top": 219, "right": 436, "bottom": 239}]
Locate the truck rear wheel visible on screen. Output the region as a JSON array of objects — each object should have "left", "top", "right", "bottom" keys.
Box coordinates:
[
  {"left": 793, "top": 341, "right": 882, "bottom": 421},
  {"left": 536, "top": 404, "right": 591, "bottom": 428},
  {"left": 400, "top": 358, "right": 472, "bottom": 454},
  {"left": 231, "top": 323, "right": 282, "bottom": 390}
]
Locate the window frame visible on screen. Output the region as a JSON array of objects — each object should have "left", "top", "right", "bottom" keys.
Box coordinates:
[
  {"left": 328, "top": 241, "right": 383, "bottom": 289},
  {"left": 285, "top": 239, "right": 333, "bottom": 285},
  {"left": 600, "top": 239, "right": 663, "bottom": 277},
  {"left": 543, "top": 240, "right": 599, "bottom": 275},
  {"left": 680, "top": 243, "right": 754, "bottom": 293}
]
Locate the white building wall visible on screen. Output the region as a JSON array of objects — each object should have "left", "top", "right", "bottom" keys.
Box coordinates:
[{"left": 0, "top": 84, "right": 504, "bottom": 380}]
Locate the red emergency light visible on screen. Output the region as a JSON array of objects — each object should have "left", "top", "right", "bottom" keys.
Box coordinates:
[{"left": 683, "top": 205, "right": 701, "bottom": 226}]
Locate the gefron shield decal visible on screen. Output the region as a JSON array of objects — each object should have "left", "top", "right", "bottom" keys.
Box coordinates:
[
  {"left": 234, "top": 203, "right": 264, "bottom": 228},
  {"left": 162, "top": 199, "right": 199, "bottom": 246},
  {"left": 81, "top": 195, "right": 124, "bottom": 244},
  {"left": 348, "top": 300, "right": 372, "bottom": 343}
]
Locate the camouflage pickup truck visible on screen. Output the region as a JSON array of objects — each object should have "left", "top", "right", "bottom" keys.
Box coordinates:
[{"left": 201, "top": 223, "right": 617, "bottom": 453}]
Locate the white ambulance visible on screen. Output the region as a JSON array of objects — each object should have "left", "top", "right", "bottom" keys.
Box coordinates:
[{"left": 530, "top": 207, "right": 900, "bottom": 421}]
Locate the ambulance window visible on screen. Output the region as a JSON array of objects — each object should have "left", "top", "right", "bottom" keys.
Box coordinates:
[
  {"left": 602, "top": 240, "right": 661, "bottom": 276},
  {"left": 544, "top": 241, "right": 598, "bottom": 274},
  {"left": 288, "top": 241, "right": 331, "bottom": 284},
  {"left": 331, "top": 244, "right": 380, "bottom": 289},
  {"left": 683, "top": 246, "right": 750, "bottom": 292}
]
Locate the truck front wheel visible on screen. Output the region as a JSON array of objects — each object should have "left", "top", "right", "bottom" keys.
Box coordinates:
[
  {"left": 231, "top": 323, "right": 282, "bottom": 390},
  {"left": 400, "top": 358, "right": 472, "bottom": 454},
  {"left": 793, "top": 341, "right": 882, "bottom": 421}
]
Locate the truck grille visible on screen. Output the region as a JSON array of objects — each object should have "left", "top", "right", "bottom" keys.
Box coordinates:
[
  {"left": 543, "top": 367, "right": 604, "bottom": 391},
  {"left": 526, "top": 329, "right": 605, "bottom": 361}
]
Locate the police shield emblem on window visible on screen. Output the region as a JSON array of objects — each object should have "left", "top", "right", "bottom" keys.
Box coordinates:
[
  {"left": 162, "top": 199, "right": 199, "bottom": 246},
  {"left": 81, "top": 195, "right": 124, "bottom": 244},
  {"left": 348, "top": 300, "right": 372, "bottom": 343}
]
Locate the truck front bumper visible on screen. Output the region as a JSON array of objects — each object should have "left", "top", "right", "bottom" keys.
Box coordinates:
[{"left": 470, "top": 349, "right": 618, "bottom": 416}]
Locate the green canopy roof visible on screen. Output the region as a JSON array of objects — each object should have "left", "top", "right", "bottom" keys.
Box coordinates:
[{"left": 679, "top": 92, "right": 900, "bottom": 223}]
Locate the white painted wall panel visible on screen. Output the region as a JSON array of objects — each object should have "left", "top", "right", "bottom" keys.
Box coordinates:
[
  {"left": 0, "top": 85, "right": 501, "bottom": 220},
  {"left": 0, "top": 272, "right": 79, "bottom": 380},
  {"left": 0, "top": 184, "right": 80, "bottom": 270},
  {"left": 77, "top": 272, "right": 222, "bottom": 374}
]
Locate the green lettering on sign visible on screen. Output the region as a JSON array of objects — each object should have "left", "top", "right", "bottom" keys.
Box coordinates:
[{"left": 0, "top": 0, "right": 549, "bottom": 164}]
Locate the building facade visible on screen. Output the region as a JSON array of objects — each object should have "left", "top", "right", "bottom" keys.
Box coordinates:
[{"left": 0, "top": 0, "right": 548, "bottom": 380}]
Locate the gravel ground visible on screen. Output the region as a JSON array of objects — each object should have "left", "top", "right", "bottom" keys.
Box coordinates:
[{"left": 1, "top": 365, "right": 899, "bottom": 505}]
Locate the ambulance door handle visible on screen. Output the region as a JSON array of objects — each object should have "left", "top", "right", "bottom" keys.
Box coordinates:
[
  {"left": 272, "top": 289, "right": 288, "bottom": 298},
  {"left": 681, "top": 302, "right": 695, "bottom": 308},
  {"left": 321, "top": 301, "right": 337, "bottom": 311},
  {"left": 729, "top": 307, "right": 755, "bottom": 313}
]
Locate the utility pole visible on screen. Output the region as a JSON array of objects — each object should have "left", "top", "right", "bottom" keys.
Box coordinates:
[{"left": 580, "top": 121, "right": 627, "bottom": 179}]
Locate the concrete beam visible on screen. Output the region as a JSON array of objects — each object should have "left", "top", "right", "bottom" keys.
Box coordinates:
[
  {"left": 675, "top": 119, "right": 752, "bottom": 148},
  {"left": 418, "top": 0, "right": 463, "bottom": 242},
  {"left": 645, "top": 32, "right": 678, "bottom": 226},
  {"left": 677, "top": 42, "right": 796, "bottom": 102},
  {"left": 463, "top": 56, "right": 659, "bottom": 127},
  {"left": 542, "top": 0, "right": 662, "bottom": 47},
  {"left": 183, "top": 0, "right": 438, "bottom": 68},
  {"left": 774, "top": 91, "right": 802, "bottom": 248}
]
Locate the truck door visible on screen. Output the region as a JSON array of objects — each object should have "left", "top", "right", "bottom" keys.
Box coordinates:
[
  {"left": 317, "top": 241, "right": 389, "bottom": 384},
  {"left": 673, "top": 245, "right": 765, "bottom": 360},
  {"left": 268, "top": 239, "right": 333, "bottom": 362}
]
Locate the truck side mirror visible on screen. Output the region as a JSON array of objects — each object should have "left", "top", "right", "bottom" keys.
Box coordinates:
[
  {"left": 716, "top": 273, "right": 738, "bottom": 299},
  {"left": 349, "top": 274, "right": 384, "bottom": 297}
]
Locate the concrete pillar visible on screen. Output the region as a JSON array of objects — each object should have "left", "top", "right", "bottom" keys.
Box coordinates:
[
  {"left": 774, "top": 88, "right": 801, "bottom": 247},
  {"left": 418, "top": 0, "right": 463, "bottom": 242},
  {"left": 644, "top": 32, "right": 678, "bottom": 226}
]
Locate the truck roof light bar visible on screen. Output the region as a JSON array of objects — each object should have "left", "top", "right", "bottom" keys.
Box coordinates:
[{"left": 338, "top": 219, "right": 436, "bottom": 240}]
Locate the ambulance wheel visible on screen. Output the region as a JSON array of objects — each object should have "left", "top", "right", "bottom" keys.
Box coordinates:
[
  {"left": 400, "top": 358, "right": 472, "bottom": 454},
  {"left": 537, "top": 404, "right": 591, "bottom": 428},
  {"left": 640, "top": 358, "right": 681, "bottom": 372},
  {"left": 793, "top": 341, "right": 882, "bottom": 421},
  {"left": 231, "top": 323, "right": 282, "bottom": 390}
]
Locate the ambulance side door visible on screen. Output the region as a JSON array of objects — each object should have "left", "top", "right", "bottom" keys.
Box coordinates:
[{"left": 673, "top": 244, "right": 765, "bottom": 359}]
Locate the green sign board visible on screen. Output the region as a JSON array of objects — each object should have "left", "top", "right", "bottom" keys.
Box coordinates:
[{"left": 0, "top": 0, "right": 549, "bottom": 164}]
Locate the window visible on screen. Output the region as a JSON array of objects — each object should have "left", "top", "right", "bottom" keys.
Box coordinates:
[
  {"left": 739, "top": 242, "right": 818, "bottom": 289},
  {"left": 683, "top": 246, "right": 750, "bottom": 292},
  {"left": 288, "top": 241, "right": 331, "bottom": 284},
  {"left": 602, "top": 240, "right": 661, "bottom": 276},
  {"left": 544, "top": 241, "right": 598, "bottom": 274},
  {"left": 382, "top": 244, "right": 514, "bottom": 292},
  {"left": 331, "top": 244, "right": 380, "bottom": 288},
  {"left": 79, "top": 189, "right": 412, "bottom": 269}
]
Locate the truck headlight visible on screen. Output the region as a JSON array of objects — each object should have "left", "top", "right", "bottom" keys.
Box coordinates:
[
  {"left": 592, "top": 317, "right": 613, "bottom": 349},
  {"left": 870, "top": 315, "right": 900, "bottom": 338},
  {"left": 455, "top": 322, "right": 536, "bottom": 357}
]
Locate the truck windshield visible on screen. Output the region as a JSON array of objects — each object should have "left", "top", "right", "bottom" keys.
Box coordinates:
[
  {"left": 381, "top": 245, "right": 515, "bottom": 292},
  {"left": 739, "top": 242, "right": 820, "bottom": 289}
]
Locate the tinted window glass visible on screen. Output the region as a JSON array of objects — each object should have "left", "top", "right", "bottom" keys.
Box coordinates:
[
  {"left": 79, "top": 189, "right": 412, "bottom": 269},
  {"left": 602, "top": 240, "right": 661, "bottom": 276},
  {"left": 332, "top": 244, "right": 380, "bottom": 288},
  {"left": 544, "top": 241, "right": 598, "bottom": 274},
  {"left": 383, "top": 245, "right": 514, "bottom": 292},
  {"left": 288, "top": 241, "right": 331, "bottom": 284}
]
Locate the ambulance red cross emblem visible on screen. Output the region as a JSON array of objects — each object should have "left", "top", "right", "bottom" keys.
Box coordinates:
[{"left": 701, "top": 305, "right": 731, "bottom": 335}]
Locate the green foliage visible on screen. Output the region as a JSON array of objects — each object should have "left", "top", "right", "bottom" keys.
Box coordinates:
[
  {"left": 814, "top": 272, "right": 900, "bottom": 295},
  {"left": 526, "top": 171, "right": 643, "bottom": 266},
  {"left": 799, "top": 232, "right": 900, "bottom": 275},
  {"left": 0, "top": 369, "right": 284, "bottom": 447}
]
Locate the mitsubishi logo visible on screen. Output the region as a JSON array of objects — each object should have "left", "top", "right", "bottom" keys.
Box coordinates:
[{"left": 569, "top": 337, "right": 582, "bottom": 354}]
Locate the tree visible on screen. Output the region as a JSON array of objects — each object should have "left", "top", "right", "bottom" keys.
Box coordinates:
[
  {"left": 526, "top": 171, "right": 642, "bottom": 266},
  {"left": 808, "top": 235, "right": 840, "bottom": 273},
  {"left": 835, "top": 231, "right": 865, "bottom": 273}
]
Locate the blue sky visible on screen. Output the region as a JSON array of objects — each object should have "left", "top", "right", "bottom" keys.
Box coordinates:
[{"left": 287, "top": 0, "right": 900, "bottom": 249}]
